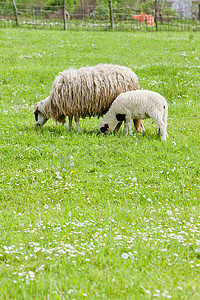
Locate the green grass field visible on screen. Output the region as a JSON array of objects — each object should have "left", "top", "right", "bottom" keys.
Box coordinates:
[{"left": 0, "top": 28, "right": 200, "bottom": 299}]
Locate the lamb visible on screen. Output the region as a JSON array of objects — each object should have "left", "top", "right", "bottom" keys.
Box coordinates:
[
  {"left": 34, "top": 64, "right": 144, "bottom": 133},
  {"left": 98, "top": 90, "right": 168, "bottom": 141}
]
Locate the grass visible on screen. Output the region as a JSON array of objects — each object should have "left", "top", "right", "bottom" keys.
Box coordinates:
[{"left": 0, "top": 28, "right": 200, "bottom": 299}]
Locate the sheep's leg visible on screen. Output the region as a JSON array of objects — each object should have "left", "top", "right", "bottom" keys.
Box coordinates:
[
  {"left": 62, "top": 119, "right": 66, "bottom": 128},
  {"left": 113, "top": 121, "right": 123, "bottom": 134},
  {"left": 133, "top": 119, "right": 145, "bottom": 133},
  {"left": 67, "top": 116, "right": 73, "bottom": 131},
  {"left": 75, "top": 117, "right": 82, "bottom": 133}
]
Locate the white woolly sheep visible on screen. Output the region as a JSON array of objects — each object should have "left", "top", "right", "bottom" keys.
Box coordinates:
[
  {"left": 34, "top": 64, "right": 144, "bottom": 133},
  {"left": 98, "top": 90, "right": 168, "bottom": 141}
]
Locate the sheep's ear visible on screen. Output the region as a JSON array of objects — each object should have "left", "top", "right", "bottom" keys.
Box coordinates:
[
  {"left": 34, "top": 109, "right": 39, "bottom": 114},
  {"left": 34, "top": 109, "right": 39, "bottom": 121},
  {"left": 104, "top": 124, "right": 109, "bottom": 129},
  {"left": 116, "top": 114, "right": 126, "bottom": 121}
]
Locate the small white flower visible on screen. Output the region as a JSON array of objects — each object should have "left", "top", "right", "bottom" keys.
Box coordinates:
[
  {"left": 44, "top": 204, "right": 49, "bottom": 210},
  {"left": 167, "top": 210, "right": 172, "bottom": 216},
  {"left": 55, "top": 172, "right": 62, "bottom": 179},
  {"left": 56, "top": 204, "right": 61, "bottom": 210},
  {"left": 29, "top": 271, "right": 35, "bottom": 278},
  {"left": 131, "top": 177, "right": 137, "bottom": 182},
  {"left": 172, "top": 141, "right": 176, "bottom": 146},
  {"left": 122, "top": 253, "right": 129, "bottom": 259}
]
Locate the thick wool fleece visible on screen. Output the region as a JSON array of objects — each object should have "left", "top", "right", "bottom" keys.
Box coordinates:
[{"left": 98, "top": 90, "right": 168, "bottom": 141}]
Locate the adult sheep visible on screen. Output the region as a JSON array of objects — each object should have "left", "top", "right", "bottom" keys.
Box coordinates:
[{"left": 34, "top": 64, "right": 144, "bottom": 133}]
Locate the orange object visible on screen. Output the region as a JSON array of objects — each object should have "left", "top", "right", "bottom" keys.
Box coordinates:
[{"left": 132, "top": 13, "right": 155, "bottom": 26}]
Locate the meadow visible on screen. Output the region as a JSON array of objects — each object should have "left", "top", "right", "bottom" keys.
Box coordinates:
[{"left": 0, "top": 28, "right": 200, "bottom": 299}]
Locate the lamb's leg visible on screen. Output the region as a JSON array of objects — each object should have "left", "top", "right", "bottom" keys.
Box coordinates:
[
  {"left": 163, "top": 108, "right": 168, "bottom": 137},
  {"left": 75, "top": 117, "right": 82, "bottom": 133},
  {"left": 124, "top": 121, "right": 133, "bottom": 135},
  {"left": 133, "top": 119, "right": 145, "bottom": 133},
  {"left": 67, "top": 116, "right": 73, "bottom": 131},
  {"left": 113, "top": 121, "right": 123, "bottom": 133},
  {"left": 156, "top": 118, "right": 167, "bottom": 141},
  {"left": 124, "top": 113, "right": 132, "bottom": 135}
]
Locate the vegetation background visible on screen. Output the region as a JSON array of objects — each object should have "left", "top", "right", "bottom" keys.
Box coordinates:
[{"left": 0, "top": 27, "right": 200, "bottom": 299}]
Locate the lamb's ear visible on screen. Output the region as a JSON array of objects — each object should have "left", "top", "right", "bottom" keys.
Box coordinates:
[
  {"left": 104, "top": 124, "right": 109, "bottom": 129},
  {"left": 116, "top": 114, "right": 126, "bottom": 121}
]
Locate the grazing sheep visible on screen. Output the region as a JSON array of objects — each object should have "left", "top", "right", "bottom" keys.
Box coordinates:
[
  {"left": 98, "top": 90, "right": 168, "bottom": 141},
  {"left": 34, "top": 64, "right": 144, "bottom": 133}
]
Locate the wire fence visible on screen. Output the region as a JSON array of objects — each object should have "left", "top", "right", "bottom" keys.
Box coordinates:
[{"left": 0, "top": 1, "right": 200, "bottom": 31}]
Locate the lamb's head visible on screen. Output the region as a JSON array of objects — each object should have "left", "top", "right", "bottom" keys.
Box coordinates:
[
  {"left": 99, "top": 123, "right": 110, "bottom": 135},
  {"left": 99, "top": 112, "right": 125, "bottom": 135},
  {"left": 34, "top": 102, "right": 48, "bottom": 128}
]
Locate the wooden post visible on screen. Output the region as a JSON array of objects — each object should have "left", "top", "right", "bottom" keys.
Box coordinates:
[
  {"left": 155, "top": 0, "right": 158, "bottom": 31},
  {"left": 12, "top": 0, "right": 19, "bottom": 27},
  {"left": 199, "top": 4, "right": 200, "bottom": 21},
  {"left": 109, "top": 0, "right": 114, "bottom": 29},
  {"left": 63, "top": 0, "right": 67, "bottom": 30}
]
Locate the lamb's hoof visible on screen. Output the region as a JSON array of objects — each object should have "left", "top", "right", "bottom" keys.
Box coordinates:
[{"left": 161, "top": 136, "right": 166, "bottom": 142}]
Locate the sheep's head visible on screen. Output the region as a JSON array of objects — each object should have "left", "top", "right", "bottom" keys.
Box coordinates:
[{"left": 34, "top": 102, "right": 48, "bottom": 128}]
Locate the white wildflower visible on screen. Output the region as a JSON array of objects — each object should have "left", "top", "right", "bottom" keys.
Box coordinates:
[{"left": 122, "top": 253, "right": 129, "bottom": 259}]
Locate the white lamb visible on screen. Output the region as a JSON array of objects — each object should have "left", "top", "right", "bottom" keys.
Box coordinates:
[{"left": 98, "top": 90, "right": 168, "bottom": 141}]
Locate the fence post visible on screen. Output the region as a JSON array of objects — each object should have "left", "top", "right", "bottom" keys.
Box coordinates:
[
  {"left": 63, "top": 0, "right": 67, "bottom": 30},
  {"left": 155, "top": 0, "right": 158, "bottom": 31},
  {"left": 109, "top": 0, "right": 114, "bottom": 29},
  {"left": 199, "top": 4, "right": 200, "bottom": 21},
  {"left": 12, "top": 0, "right": 19, "bottom": 27}
]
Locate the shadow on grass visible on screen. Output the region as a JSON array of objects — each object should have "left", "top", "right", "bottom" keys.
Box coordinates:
[{"left": 19, "top": 124, "right": 162, "bottom": 142}]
